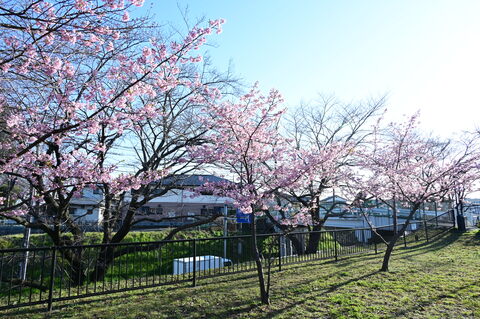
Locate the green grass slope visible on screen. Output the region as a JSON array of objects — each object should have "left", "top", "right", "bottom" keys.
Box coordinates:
[{"left": 2, "top": 230, "right": 479, "bottom": 319}]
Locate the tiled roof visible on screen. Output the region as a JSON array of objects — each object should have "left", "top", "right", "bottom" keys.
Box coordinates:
[{"left": 158, "top": 175, "right": 231, "bottom": 187}]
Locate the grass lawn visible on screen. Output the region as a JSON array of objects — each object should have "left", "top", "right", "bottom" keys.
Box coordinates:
[{"left": 1, "top": 230, "right": 479, "bottom": 319}]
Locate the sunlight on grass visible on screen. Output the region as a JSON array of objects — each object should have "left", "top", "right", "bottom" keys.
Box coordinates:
[{"left": 1, "top": 230, "right": 478, "bottom": 319}]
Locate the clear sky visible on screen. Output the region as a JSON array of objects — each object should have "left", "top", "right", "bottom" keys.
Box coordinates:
[{"left": 141, "top": 0, "right": 480, "bottom": 138}]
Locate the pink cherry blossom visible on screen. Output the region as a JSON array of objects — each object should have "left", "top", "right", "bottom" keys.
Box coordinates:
[{"left": 0, "top": 1, "right": 226, "bottom": 224}]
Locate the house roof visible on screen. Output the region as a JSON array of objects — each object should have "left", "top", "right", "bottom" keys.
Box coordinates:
[
  {"left": 70, "top": 197, "right": 102, "bottom": 206},
  {"left": 320, "top": 195, "right": 348, "bottom": 204},
  {"left": 148, "top": 190, "right": 233, "bottom": 205},
  {"left": 158, "top": 175, "right": 232, "bottom": 187}
]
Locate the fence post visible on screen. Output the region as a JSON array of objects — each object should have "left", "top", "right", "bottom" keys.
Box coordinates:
[
  {"left": 278, "top": 235, "right": 282, "bottom": 272},
  {"left": 403, "top": 232, "right": 407, "bottom": 248},
  {"left": 424, "top": 220, "right": 429, "bottom": 242},
  {"left": 373, "top": 231, "right": 378, "bottom": 254},
  {"left": 333, "top": 231, "right": 338, "bottom": 262},
  {"left": 192, "top": 239, "right": 197, "bottom": 287},
  {"left": 47, "top": 246, "right": 57, "bottom": 312}
]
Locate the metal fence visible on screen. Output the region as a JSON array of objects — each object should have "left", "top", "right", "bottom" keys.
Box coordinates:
[{"left": 0, "top": 210, "right": 455, "bottom": 311}]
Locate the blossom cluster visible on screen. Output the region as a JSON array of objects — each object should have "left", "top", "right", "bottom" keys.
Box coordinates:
[{"left": 0, "top": 1, "right": 225, "bottom": 216}]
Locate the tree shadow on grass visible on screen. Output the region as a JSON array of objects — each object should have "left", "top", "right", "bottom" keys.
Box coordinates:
[
  {"left": 166, "top": 257, "right": 382, "bottom": 318},
  {"left": 253, "top": 270, "right": 381, "bottom": 319},
  {"left": 1, "top": 232, "right": 464, "bottom": 318},
  {"left": 197, "top": 269, "right": 381, "bottom": 319},
  {"left": 0, "top": 281, "right": 192, "bottom": 318},
  {"left": 390, "top": 232, "right": 460, "bottom": 258},
  {"left": 391, "top": 280, "right": 479, "bottom": 318},
  {"left": 462, "top": 229, "right": 480, "bottom": 246},
  {"left": 201, "top": 252, "right": 382, "bottom": 293},
  {"left": 198, "top": 270, "right": 258, "bottom": 285}
]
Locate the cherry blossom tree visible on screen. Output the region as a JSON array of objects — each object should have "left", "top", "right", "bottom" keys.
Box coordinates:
[
  {"left": 353, "top": 114, "right": 479, "bottom": 271},
  {"left": 265, "top": 96, "right": 384, "bottom": 254},
  {"left": 448, "top": 135, "right": 480, "bottom": 227},
  {"left": 189, "top": 84, "right": 312, "bottom": 304},
  {"left": 0, "top": 0, "right": 230, "bottom": 284},
  {"left": 0, "top": 0, "right": 147, "bottom": 158}
]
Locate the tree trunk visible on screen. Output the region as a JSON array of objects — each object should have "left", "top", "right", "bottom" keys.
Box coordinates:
[
  {"left": 71, "top": 259, "right": 87, "bottom": 286},
  {"left": 380, "top": 225, "right": 403, "bottom": 272},
  {"left": 287, "top": 234, "right": 305, "bottom": 255},
  {"left": 60, "top": 248, "right": 87, "bottom": 286},
  {"left": 380, "top": 242, "right": 394, "bottom": 271},
  {"left": 250, "top": 214, "right": 270, "bottom": 305},
  {"left": 305, "top": 224, "right": 324, "bottom": 254},
  {"left": 262, "top": 209, "right": 305, "bottom": 255},
  {"left": 392, "top": 199, "right": 398, "bottom": 236},
  {"left": 86, "top": 213, "right": 223, "bottom": 283},
  {"left": 88, "top": 246, "right": 116, "bottom": 282},
  {"left": 380, "top": 203, "right": 421, "bottom": 272}
]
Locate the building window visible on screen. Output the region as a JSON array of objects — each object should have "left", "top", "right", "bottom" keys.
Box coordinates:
[
  {"left": 187, "top": 212, "right": 196, "bottom": 221},
  {"left": 200, "top": 206, "right": 211, "bottom": 216},
  {"left": 201, "top": 206, "right": 223, "bottom": 216},
  {"left": 151, "top": 207, "right": 163, "bottom": 215}
]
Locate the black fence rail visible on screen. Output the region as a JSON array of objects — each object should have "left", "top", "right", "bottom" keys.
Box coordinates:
[
  {"left": 0, "top": 210, "right": 455, "bottom": 311},
  {"left": 397, "top": 210, "right": 455, "bottom": 246}
]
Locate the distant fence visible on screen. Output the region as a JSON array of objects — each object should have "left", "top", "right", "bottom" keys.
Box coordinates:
[
  {"left": 0, "top": 211, "right": 455, "bottom": 311},
  {"left": 0, "top": 225, "right": 45, "bottom": 236}
]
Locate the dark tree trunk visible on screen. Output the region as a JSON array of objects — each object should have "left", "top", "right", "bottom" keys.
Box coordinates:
[
  {"left": 86, "top": 213, "right": 222, "bottom": 283},
  {"left": 380, "top": 203, "right": 421, "bottom": 272},
  {"left": 250, "top": 214, "right": 269, "bottom": 305},
  {"left": 88, "top": 246, "right": 115, "bottom": 282},
  {"left": 380, "top": 241, "right": 395, "bottom": 271},
  {"left": 70, "top": 259, "right": 86, "bottom": 286},
  {"left": 287, "top": 234, "right": 305, "bottom": 255},
  {"left": 380, "top": 227, "right": 403, "bottom": 272},
  {"left": 262, "top": 209, "right": 306, "bottom": 255},
  {"left": 305, "top": 224, "right": 324, "bottom": 254},
  {"left": 392, "top": 199, "right": 398, "bottom": 236},
  {"left": 60, "top": 248, "right": 87, "bottom": 286}
]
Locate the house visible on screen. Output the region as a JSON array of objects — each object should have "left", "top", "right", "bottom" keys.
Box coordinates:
[
  {"left": 135, "top": 189, "right": 235, "bottom": 227},
  {"left": 66, "top": 175, "right": 236, "bottom": 227},
  {"left": 460, "top": 198, "right": 480, "bottom": 226},
  {"left": 69, "top": 186, "right": 104, "bottom": 225},
  {"left": 319, "top": 195, "right": 349, "bottom": 215},
  {"left": 134, "top": 175, "right": 236, "bottom": 227},
  {"left": 153, "top": 174, "right": 231, "bottom": 190}
]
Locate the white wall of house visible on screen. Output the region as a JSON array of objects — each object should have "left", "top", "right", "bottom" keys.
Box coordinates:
[
  {"left": 462, "top": 198, "right": 480, "bottom": 226},
  {"left": 135, "top": 190, "right": 234, "bottom": 225},
  {"left": 70, "top": 206, "right": 103, "bottom": 224},
  {"left": 69, "top": 187, "right": 104, "bottom": 224}
]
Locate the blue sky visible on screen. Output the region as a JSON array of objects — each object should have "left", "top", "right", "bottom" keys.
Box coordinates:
[{"left": 141, "top": 0, "right": 480, "bottom": 137}]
